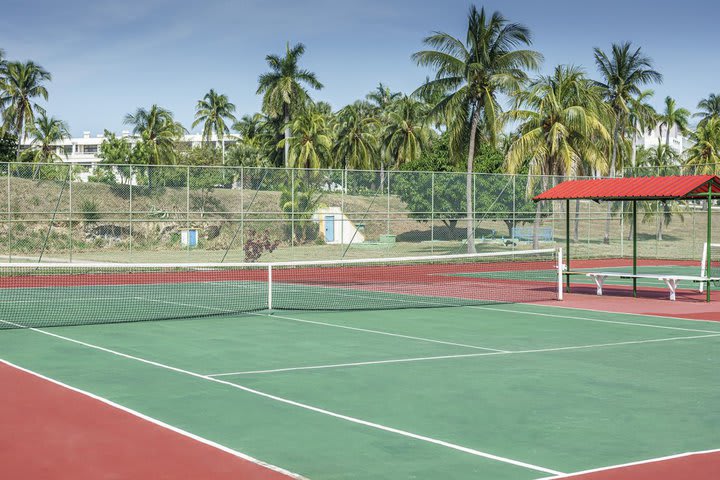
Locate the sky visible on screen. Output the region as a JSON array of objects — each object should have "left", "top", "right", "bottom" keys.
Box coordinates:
[{"left": 1, "top": 0, "right": 719, "bottom": 136}]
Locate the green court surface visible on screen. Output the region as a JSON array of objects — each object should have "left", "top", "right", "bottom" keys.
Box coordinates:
[{"left": 2, "top": 302, "right": 720, "bottom": 479}]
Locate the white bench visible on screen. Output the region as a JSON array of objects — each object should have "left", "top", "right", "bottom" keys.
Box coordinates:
[{"left": 585, "top": 272, "right": 720, "bottom": 301}]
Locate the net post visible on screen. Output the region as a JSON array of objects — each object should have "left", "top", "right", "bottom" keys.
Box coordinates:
[
  {"left": 700, "top": 241, "right": 708, "bottom": 293},
  {"left": 557, "top": 247, "right": 564, "bottom": 301},
  {"left": 633, "top": 200, "right": 638, "bottom": 297},
  {"left": 267, "top": 264, "right": 273, "bottom": 310},
  {"left": 565, "top": 199, "right": 570, "bottom": 292}
]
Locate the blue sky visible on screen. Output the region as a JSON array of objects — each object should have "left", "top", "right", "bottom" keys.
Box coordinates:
[{"left": 1, "top": 0, "right": 718, "bottom": 136}]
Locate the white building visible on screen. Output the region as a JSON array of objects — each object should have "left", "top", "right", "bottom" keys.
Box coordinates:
[
  {"left": 18, "top": 131, "right": 238, "bottom": 164},
  {"left": 636, "top": 124, "right": 692, "bottom": 153}
]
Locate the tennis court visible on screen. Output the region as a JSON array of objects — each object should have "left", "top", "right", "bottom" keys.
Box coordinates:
[{"left": 1, "top": 250, "right": 719, "bottom": 479}]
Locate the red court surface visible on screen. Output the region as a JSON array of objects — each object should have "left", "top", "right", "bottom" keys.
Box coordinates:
[{"left": 0, "top": 361, "right": 298, "bottom": 480}]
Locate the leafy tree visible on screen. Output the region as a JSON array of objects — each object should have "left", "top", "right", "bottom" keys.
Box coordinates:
[
  {"left": 333, "top": 102, "right": 379, "bottom": 170},
  {"left": 366, "top": 83, "right": 401, "bottom": 113},
  {"left": 695, "top": 93, "right": 720, "bottom": 127},
  {"left": 0, "top": 131, "right": 18, "bottom": 162},
  {"left": 124, "top": 105, "right": 186, "bottom": 189},
  {"left": 382, "top": 96, "right": 432, "bottom": 169},
  {"left": 27, "top": 113, "right": 70, "bottom": 163},
  {"left": 393, "top": 133, "right": 536, "bottom": 240},
  {"left": 279, "top": 111, "right": 332, "bottom": 170},
  {"left": 685, "top": 118, "right": 720, "bottom": 174},
  {"left": 279, "top": 177, "right": 323, "bottom": 243},
  {"left": 98, "top": 130, "right": 132, "bottom": 163},
  {"left": 192, "top": 89, "right": 237, "bottom": 165},
  {"left": 257, "top": 43, "right": 323, "bottom": 167},
  {"left": 657, "top": 96, "right": 690, "bottom": 146},
  {"left": 413, "top": 6, "right": 541, "bottom": 252},
  {"left": 594, "top": 42, "right": 662, "bottom": 244},
  {"left": 0, "top": 60, "right": 51, "bottom": 159}
]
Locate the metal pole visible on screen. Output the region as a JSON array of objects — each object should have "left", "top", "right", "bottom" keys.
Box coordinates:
[
  {"left": 633, "top": 200, "right": 638, "bottom": 297},
  {"left": 129, "top": 165, "right": 133, "bottom": 259},
  {"left": 386, "top": 170, "right": 391, "bottom": 235},
  {"left": 707, "top": 182, "right": 713, "bottom": 302},
  {"left": 186, "top": 166, "right": 190, "bottom": 256},
  {"left": 69, "top": 166, "right": 73, "bottom": 262},
  {"left": 565, "top": 199, "right": 570, "bottom": 292},
  {"left": 340, "top": 168, "right": 345, "bottom": 257},
  {"left": 267, "top": 264, "right": 273, "bottom": 310},
  {"left": 7, "top": 164, "right": 12, "bottom": 263},
  {"left": 557, "top": 247, "right": 564, "bottom": 301},
  {"left": 240, "top": 167, "right": 244, "bottom": 255},
  {"left": 291, "top": 169, "right": 295, "bottom": 254},
  {"left": 431, "top": 172, "right": 435, "bottom": 254}
]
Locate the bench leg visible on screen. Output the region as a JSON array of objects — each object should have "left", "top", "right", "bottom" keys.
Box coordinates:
[
  {"left": 662, "top": 278, "right": 678, "bottom": 301},
  {"left": 592, "top": 276, "right": 606, "bottom": 296}
]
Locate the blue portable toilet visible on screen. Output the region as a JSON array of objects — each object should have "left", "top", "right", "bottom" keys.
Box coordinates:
[{"left": 324, "top": 215, "right": 335, "bottom": 242}]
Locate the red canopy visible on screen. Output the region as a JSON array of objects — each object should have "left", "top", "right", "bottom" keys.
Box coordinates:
[{"left": 534, "top": 175, "right": 720, "bottom": 202}]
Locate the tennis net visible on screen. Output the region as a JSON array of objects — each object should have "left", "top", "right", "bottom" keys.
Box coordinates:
[{"left": 0, "top": 249, "right": 562, "bottom": 329}]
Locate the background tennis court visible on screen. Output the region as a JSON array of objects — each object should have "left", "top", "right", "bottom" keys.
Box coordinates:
[{"left": 2, "top": 292, "right": 719, "bottom": 479}]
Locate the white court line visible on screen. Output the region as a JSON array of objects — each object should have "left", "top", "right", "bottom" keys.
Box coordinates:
[
  {"left": 0, "top": 320, "right": 562, "bottom": 476},
  {"left": 0, "top": 358, "right": 304, "bottom": 479},
  {"left": 139, "top": 297, "right": 508, "bottom": 353},
  {"left": 206, "top": 333, "right": 720, "bottom": 377},
  {"left": 534, "top": 447, "right": 720, "bottom": 479}
]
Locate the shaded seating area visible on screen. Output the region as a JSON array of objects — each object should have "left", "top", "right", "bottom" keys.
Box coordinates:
[{"left": 534, "top": 175, "right": 720, "bottom": 301}]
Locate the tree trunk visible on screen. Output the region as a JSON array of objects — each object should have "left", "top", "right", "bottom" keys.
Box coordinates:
[
  {"left": 466, "top": 105, "right": 480, "bottom": 254},
  {"left": 665, "top": 125, "right": 671, "bottom": 146},
  {"left": 532, "top": 176, "right": 549, "bottom": 249},
  {"left": 283, "top": 106, "right": 290, "bottom": 168},
  {"left": 503, "top": 219, "right": 515, "bottom": 238},
  {"left": 16, "top": 119, "right": 24, "bottom": 161},
  {"left": 630, "top": 120, "right": 638, "bottom": 168},
  {"left": 604, "top": 121, "right": 621, "bottom": 244},
  {"left": 442, "top": 219, "right": 458, "bottom": 240}
]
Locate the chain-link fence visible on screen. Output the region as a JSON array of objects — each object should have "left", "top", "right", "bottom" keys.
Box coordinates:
[{"left": 0, "top": 162, "right": 717, "bottom": 264}]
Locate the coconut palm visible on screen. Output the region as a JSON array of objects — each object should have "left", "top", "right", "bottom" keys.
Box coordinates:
[
  {"left": 657, "top": 96, "right": 690, "bottom": 147},
  {"left": 594, "top": 42, "right": 662, "bottom": 243},
  {"left": 694, "top": 93, "right": 720, "bottom": 127},
  {"left": 333, "top": 103, "right": 379, "bottom": 170},
  {"left": 279, "top": 111, "right": 332, "bottom": 170},
  {"left": 366, "top": 83, "right": 401, "bottom": 113},
  {"left": 233, "top": 114, "right": 265, "bottom": 148},
  {"left": 505, "top": 65, "right": 610, "bottom": 248},
  {"left": 685, "top": 118, "right": 720, "bottom": 174},
  {"left": 413, "top": 6, "right": 542, "bottom": 252},
  {"left": 257, "top": 43, "right": 323, "bottom": 167},
  {"left": 27, "top": 113, "right": 70, "bottom": 163},
  {"left": 192, "top": 89, "right": 237, "bottom": 166},
  {"left": 0, "top": 60, "right": 51, "bottom": 158},
  {"left": 124, "top": 105, "right": 186, "bottom": 188},
  {"left": 382, "top": 97, "right": 433, "bottom": 168}
]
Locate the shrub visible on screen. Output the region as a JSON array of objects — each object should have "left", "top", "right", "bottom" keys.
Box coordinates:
[
  {"left": 80, "top": 200, "right": 101, "bottom": 224},
  {"left": 243, "top": 229, "right": 279, "bottom": 262}
]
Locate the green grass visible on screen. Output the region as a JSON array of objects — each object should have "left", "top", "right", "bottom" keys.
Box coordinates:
[{"left": 1, "top": 301, "right": 719, "bottom": 479}]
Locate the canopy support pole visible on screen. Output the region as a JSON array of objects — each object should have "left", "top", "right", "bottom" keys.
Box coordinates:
[
  {"left": 707, "top": 183, "right": 713, "bottom": 303},
  {"left": 633, "top": 200, "right": 637, "bottom": 297},
  {"left": 566, "top": 199, "right": 570, "bottom": 292}
]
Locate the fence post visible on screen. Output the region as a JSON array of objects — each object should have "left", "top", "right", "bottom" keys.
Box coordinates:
[
  {"left": 341, "top": 168, "right": 345, "bottom": 257},
  {"left": 186, "top": 166, "right": 191, "bottom": 256},
  {"left": 69, "top": 165, "right": 73, "bottom": 262},
  {"left": 387, "top": 170, "right": 391, "bottom": 235},
  {"left": 431, "top": 172, "right": 435, "bottom": 254},
  {"left": 240, "top": 167, "right": 244, "bottom": 255},
  {"left": 291, "top": 169, "right": 295, "bottom": 255},
  {"left": 7, "top": 164, "right": 12, "bottom": 262},
  {"left": 129, "top": 165, "right": 133, "bottom": 259}
]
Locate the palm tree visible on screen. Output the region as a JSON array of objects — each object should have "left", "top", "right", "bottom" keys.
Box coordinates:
[
  {"left": 628, "top": 90, "right": 657, "bottom": 169},
  {"left": 279, "top": 111, "right": 332, "bottom": 170},
  {"left": 366, "top": 83, "right": 401, "bottom": 113},
  {"left": 333, "top": 103, "right": 379, "bottom": 170},
  {"left": 594, "top": 42, "right": 662, "bottom": 243},
  {"left": 382, "top": 97, "right": 432, "bottom": 168},
  {"left": 413, "top": 6, "right": 542, "bottom": 252},
  {"left": 685, "top": 118, "right": 720, "bottom": 174},
  {"left": 192, "top": 89, "right": 237, "bottom": 166},
  {"left": 695, "top": 94, "right": 720, "bottom": 127},
  {"left": 505, "top": 65, "right": 610, "bottom": 248},
  {"left": 257, "top": 43, "right": 323, "bottom": 167},
  {"left": 658, "top": 96, "right": 690, "bottom": 147},
  {"left": 124, "top": 105, "right": 186, "bottom": 188},
  {"left": 27, "top": 113, "right": 70, "bottom": 163},
  {"left": 0, "top": 61, "right": 51, "bottom": 159}
]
